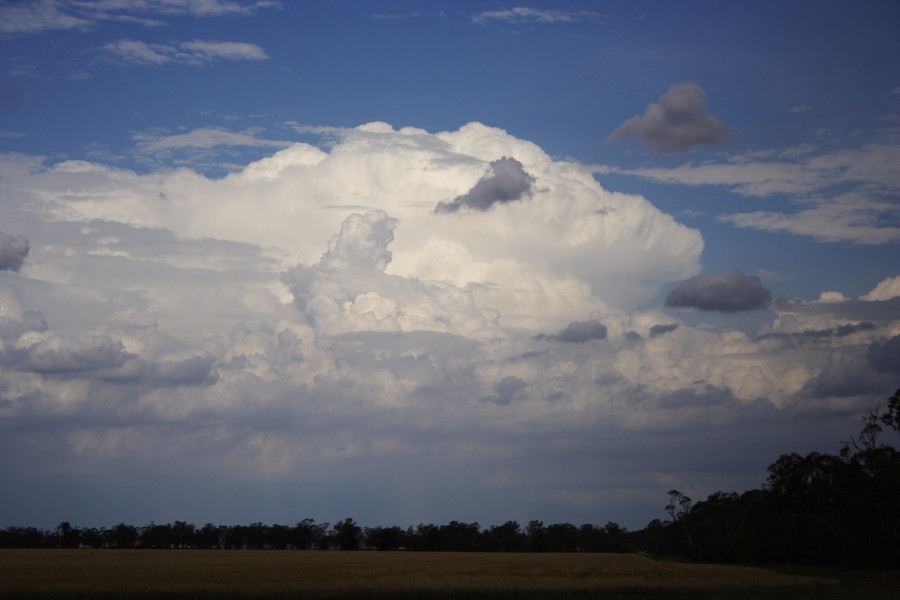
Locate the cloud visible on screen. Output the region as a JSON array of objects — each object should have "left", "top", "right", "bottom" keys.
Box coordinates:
[
  {"left": 130, "top": 127, "right": 293, "bottom": 171},
  {"left": 0, "top": 0, "right": 277, "bottom": 35},
  {"left": 665, "top": 270, "right": 772, "bottom": 312},
  {"left": 608, "top": 83, "right": 728, "bottom": 153},
  {"left": 18, "top": 336, "right": 129, "bottom": 374},
  {"left": 756, "top": 322, "right": 877, "bottom": 344},
  {"left": 719, "top": 193, "right": 900, "bottom": 245},
  {"left": 867, "top": 334, "right": 900, "bottom": 374},
  {"left": 0, "top": 1, "right": 92, "bottom": 35},
  {"left": 103, "top": 39, "right": 268, "bottom": 66},
  {"left": 649, "top": 323, "right": 679, "bottom": 337},
  {"left": 0, "top": 232, "right": 29, "bottom": 272},
  {"left": 482, "top": 375, "right": 527, "bottom": 406},
  {"left": 10, "top": 122, "right": 896, "bottom": 530},
  {"left": 15, "top": 121, "right": 699, "bottom": 315},
  {"left": 435, "top": 157, "right": 535, "bottom": 213},
  {"left": 472, "top": 7, "right": 607, "bottom": 25},
  {"left": 860, "top": 275, "right": 900, "bottom": 301},
  {"left": 535, "top": 320, "right": 608, "bottom": 343},
  {"left": 599, "top": 139, "right": 900, "bottom": 244},
  {"left": 371, "top": 12, "right": 423, "bottom": 20},
  {"left": 282, "top": 210, "right": 502, "bottom": 339}
]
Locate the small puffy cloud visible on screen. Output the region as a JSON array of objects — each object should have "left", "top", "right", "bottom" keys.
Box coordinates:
[
  {"left": 535, "top": 320, "right": 608, "bottom": 343},
  {"left": 0, "top": 231, "right": 29, "bottom": 272},
  {"left": 472, "top": 7, "right": 608, "bottom": 25},
  {"left": 666, "top": 269, "right": 772, "bottom": 312},
  {"left": 861, "top": 275, "right": 900, "bottom": 301},
  {"left": 103, "top": 39, "right": 268, "bottom": 66},
  {"left": 609, "top": 82, "right": 728, "bottom": 153},
  {"left": 435, "top": 157, "right": 535, "bottom": 213},
  {"left": 818, "top": 291, "right": 848, "bottom": 303}
]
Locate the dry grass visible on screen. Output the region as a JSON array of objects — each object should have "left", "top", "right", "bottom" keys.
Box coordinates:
[{"left": 0, "top": 549, "right": 836, "bottom": 598}]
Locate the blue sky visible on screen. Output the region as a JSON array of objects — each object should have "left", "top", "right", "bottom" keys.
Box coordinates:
[{"left": 1, "top": 0, "right": 898, "bottom": 531}]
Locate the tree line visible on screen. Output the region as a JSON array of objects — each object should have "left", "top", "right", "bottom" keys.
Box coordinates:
[
  {"left": 2, "top": 390, "right": 897, "bottom": 568},
  {"left": 633, "top": 389, "right": 900, "bottom": 568},
  {"left": 0, "top": 518, "right": 631, "bottom": 553}
]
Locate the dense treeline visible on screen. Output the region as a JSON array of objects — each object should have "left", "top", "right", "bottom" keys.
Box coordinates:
[
  {"left": 3, "top": 390, "right": 897, "bottom": 568},
  {"left": 634, "top": 389, "right": 900, "bottom": 568},
  {"left": 0, "top": 518, "right": 631, "bottom": 553}
]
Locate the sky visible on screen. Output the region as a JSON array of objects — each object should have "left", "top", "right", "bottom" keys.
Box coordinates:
[{"left": 1, "top": 0, "right": 899, "bottom": 532}]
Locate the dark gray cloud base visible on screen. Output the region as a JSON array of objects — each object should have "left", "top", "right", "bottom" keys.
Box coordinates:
[
  {"left": 436, "top": 157, "right": 535, "bottom": 213},
  {"left": 868, "top": 334, "right": 900, "bottom": 374},
  {"left": 609, "top": 82, "right": 728, "bottom": 153},
  {"left": 535, "top": 320, "right": 608, "bottom": 342},
  {"left": 665, "top": 269, "right": 772, "bottom": 312},
  {"left": 0, "top": 232, "right": 28, "bottom": 272},
  {"left": 649, "top": 323, "right": 679, "bottom": 337}
]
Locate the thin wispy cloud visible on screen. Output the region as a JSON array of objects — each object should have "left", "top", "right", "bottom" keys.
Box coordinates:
[
  {"left": 134, "top": 127, "right": 292, "bottom": 152},
  {"left": 103, "top": 39, "right": 268, "bottom": 65},
  {"left": 0, "top": 0, "right": 278, "bottom": 35},
  {"left": 0, "top": 0, "right": 92, "bottom": 35},
  {"left": 597, "top": 137, "right": 900, "bottom": 244},
  {"left": 472, "top": 7, "right": 608, "bottom": 25},
  {"left": 371, "top": 12, "right": 423, "bottom": 21},
  {"left": 720, "top": 194, "right": 900, "bottom": 245}
]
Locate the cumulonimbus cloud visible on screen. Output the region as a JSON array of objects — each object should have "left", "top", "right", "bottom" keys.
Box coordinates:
[
  {"left": 0, "top": 121, "right": 897, "bottom": 530},
  {"left": 665, "top": 269, "right": 772, "bottom": 312},
  {"left": 609, "top": 82, "right": 728, "bottom": 153}
]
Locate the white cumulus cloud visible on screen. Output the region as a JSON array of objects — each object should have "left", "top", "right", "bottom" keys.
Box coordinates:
[{"left": 1, "top": 121, "right": 896, "bottom": 529}]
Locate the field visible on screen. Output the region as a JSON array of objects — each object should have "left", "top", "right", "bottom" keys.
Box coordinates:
[{"left": 0, "top": 549, "right": 894, "bottom": 599}]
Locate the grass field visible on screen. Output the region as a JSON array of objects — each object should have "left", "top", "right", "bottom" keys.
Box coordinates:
[{"left": 0, "top": 549, "right": 895, "bottom": 599}]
